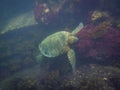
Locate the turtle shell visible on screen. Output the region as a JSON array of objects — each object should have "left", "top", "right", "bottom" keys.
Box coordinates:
[{"left": 39, "top": 31, "right": 69, "bottom": 57}]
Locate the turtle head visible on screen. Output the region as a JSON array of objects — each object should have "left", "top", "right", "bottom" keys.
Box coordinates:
[{"left": 68, "top": 35, "right": 78, "bottom": 44}]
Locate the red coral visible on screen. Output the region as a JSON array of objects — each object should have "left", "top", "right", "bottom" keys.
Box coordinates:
[
  {"left": 34, "top": 3, "right": 59, "bottom": 25},
  {"left": 34, "top": 0, "right": 91, "bottom": 26},
  {"left": 76, "top": 24, "right": 120, "bottom": 59}
]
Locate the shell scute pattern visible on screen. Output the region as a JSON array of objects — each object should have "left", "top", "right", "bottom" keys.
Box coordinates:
[{"left": 39, "top": 31, "right": 69, "bottom": 57}]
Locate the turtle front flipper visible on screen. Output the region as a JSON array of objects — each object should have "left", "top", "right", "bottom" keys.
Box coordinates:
[
  {"left": 67, "top": 48, "right": 76, "bottom": 74},
  {"left": 71, "top": 22, "right": 84, "bottom": 35}
]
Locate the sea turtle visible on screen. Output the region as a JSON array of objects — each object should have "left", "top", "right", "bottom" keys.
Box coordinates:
[{"left": 36, "top": 22, "right": 83, "bottom": 74}]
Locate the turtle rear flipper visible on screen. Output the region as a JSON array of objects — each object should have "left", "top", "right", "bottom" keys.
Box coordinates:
[
  {"left": 67, "top": 48, "right": 76, "bottom": 74},
  {"left": 36, "top": 53, "right": 43, "bottom": 63}
]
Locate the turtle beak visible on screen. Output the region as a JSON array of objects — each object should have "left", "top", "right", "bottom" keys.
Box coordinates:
[
  {"left": 69, "top": 36, "right": 78, "bottom": 44},
  {"left": 74, "top": 37, "right": 79, "bottom": 42}
]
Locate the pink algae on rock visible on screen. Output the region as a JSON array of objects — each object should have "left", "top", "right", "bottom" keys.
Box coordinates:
[{"left": 76, "top": 23, "right": 120, "bottom": 59}]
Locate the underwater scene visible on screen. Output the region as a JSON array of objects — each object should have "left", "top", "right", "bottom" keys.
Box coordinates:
[{"left": 0, "top": 0, "right": 120, "bottom": 90}]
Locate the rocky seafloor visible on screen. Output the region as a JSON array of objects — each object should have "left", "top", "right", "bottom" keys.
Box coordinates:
[{"left": 0, "top": 24, "right": 120, "bottom": 90}]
